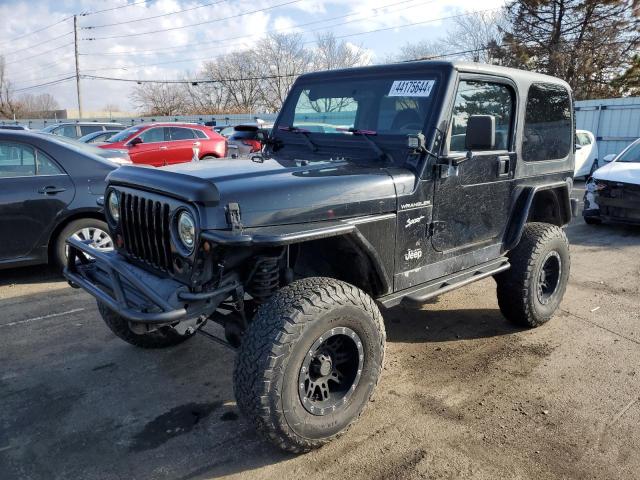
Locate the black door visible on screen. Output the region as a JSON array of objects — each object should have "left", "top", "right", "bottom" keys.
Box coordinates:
[
  {"left": 0, "top": 141, "right": 74, "bottom": 261},
  {"left": 431, "top": 77, "right": 517, "bottom": 253}
]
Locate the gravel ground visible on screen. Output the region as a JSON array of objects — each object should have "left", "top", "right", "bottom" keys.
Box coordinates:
[{"left": 1, "top": 183, "right": 639, "bottom": 480}]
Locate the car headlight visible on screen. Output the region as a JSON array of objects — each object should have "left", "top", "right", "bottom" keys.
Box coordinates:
[
  {"left": 107, "top": 191, "right": 120, "bottom": 222},
  {"left": 177, "top": 211, "right": 196, "bottom": 251}
]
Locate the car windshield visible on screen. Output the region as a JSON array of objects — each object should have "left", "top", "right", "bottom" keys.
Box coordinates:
[
  {"left": 107, "top": 125, "right": 142, "bottom": 142},
  {"left": 281, "top": 76, "right": 438, "bottom": 136},
  {"left": 615, "top": 141, "right": 640, "bottom": 163}
]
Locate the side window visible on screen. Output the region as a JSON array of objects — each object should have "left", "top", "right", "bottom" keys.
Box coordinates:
[
  {"left": 193, "top": 129, "right": 208, "bottom": 139},
  {"left": 36, "top": 151, "right": 64, "bottom": 175},
  {"left": 523, "top": 83, "right": 572, "bottom": 161},
  {"left": 169, "top": 127, "right": 195, "bottom": 140},
  {"left": 139, "top": 127, "right": 167, "bottom": 143},
  {"left": 449, "top": 80, "right": 514, "bottom": 152},
  {"left": 80, "top": 125, "right": 103, "bottom": 136},
  {"left": 60, "top": 124, "right": 78, "bottom": 138},
  {"left": 576, "top": 132, "right": 591, "bottom": 146},
  {"left": 0, "top": 142, "right": 36, "bottom": 177}
]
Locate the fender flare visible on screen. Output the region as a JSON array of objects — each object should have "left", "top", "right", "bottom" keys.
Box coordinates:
[
  {"left": 503, "top": 181, "right": 572, "bottom": 252},
  {"left": 202, "top": 214, "right": 393, "bottom": 295}
]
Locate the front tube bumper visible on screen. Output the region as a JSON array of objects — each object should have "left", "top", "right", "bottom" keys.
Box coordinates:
[{"left": 63, "top": 237, "right": 236, "bottom": 324}]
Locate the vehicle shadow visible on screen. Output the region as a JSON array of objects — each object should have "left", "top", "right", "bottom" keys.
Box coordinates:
[
  {"left": 566, "top": 219, "right": 640, "bottom": 248},
  {"left": 0, "top": 264, "right": 62, "bottom": 287},
  {"left": 383, "top": 304, "right": 523, "bottom": 343},
  {"left": 1, "top": 290, "right": 523, "bottom": 480}
]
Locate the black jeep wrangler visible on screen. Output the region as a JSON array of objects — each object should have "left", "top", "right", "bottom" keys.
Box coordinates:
[{"left": 65, "top": 61, "right": 576, "bottom": 453}]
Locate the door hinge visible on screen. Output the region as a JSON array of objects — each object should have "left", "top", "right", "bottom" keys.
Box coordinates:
[
  {"left": 226, "top": 202, "right": 243, "bottom": 233},
  {"left": 427, "top": 221, "right": 445, "bottom": 238}
]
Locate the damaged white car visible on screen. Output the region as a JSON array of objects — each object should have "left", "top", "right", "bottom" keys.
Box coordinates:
[{"left": 583, "top": 138, "right": 640, "bottom": 225}]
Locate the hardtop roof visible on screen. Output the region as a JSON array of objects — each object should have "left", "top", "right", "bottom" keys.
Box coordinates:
[{"left": 296, "top": 60, "right": 571, "bottom": 91}]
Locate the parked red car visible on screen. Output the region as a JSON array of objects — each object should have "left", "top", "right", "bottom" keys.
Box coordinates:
[{"left": 99, "top": 123, "right": 227, "bottom": 166}]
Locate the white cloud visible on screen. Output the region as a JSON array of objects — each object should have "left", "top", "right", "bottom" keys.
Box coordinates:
[{"left": 0, "top": 0, "right": 507, "bottom": 113}]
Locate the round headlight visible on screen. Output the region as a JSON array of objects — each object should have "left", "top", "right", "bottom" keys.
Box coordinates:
[
  {"left": 177, "top": 211, "right": 196, "bottom": 251},
  {"left": 107, "top": 191, "right": 120, "bottom": 222}
]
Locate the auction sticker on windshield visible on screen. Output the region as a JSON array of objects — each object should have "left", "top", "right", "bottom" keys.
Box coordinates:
[{"left": 388, "top": 80, "right": 435, "bottom": 97}]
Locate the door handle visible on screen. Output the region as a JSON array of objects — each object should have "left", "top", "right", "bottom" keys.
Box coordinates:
[
  {"left": 38, "top": 185, "right": 66, "bottom": 195},
  {"left": 497, "top": 155, "right": 510, "bottom": 177},
  {"left": 159, "top": 146, "right": 168, "bottom": 150}
]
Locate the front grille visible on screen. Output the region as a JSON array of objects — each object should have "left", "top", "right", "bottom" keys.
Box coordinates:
[{"left": 120, "top": 192, "right": 173, "bottom": 272}]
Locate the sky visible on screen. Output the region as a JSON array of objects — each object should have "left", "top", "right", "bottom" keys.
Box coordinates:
[{"left": 0, "top": 0, "right": 506, "bottom": 113}]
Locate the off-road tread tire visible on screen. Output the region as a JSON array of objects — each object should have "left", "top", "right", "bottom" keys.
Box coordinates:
[
  {"left": 98, "top": 302, "right": 195, "bottom": 349},
  {"left": 496, "top": 222, "right": 570, "bottom": 328},
  {"left": 233, "top": 277, "right": 385, "bottom": 453}
]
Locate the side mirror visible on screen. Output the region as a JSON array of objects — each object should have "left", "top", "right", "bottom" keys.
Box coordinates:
[
  {"left": 603, "top": 153, "right": 616, "bottom": 163},
  {"left": 128, "top": 136, "right": 143, "bottom": 146},
  {"left": 465, "top": 115, "right": 495, "bottom": 151},
  {"left": 575, "top": 144, "right": 583, "bottom": 150}
]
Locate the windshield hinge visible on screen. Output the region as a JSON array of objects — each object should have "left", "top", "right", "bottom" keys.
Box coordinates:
[{"left": 226, "top": 203, "right": 243, "bottom": 234}]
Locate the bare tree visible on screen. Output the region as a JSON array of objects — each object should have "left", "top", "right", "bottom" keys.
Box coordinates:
[
  {"left": 257, "top": 33, "right": 312, "bottom": 111},
  {"left": 0, "top": 56, "right": 21, "bottom": 118},
  {"left": 313, "top": 32, "right": 371, "bottom": 70},
  {"left": 130, "top": 82, "right": 188, "bottom": 116},
  {"left": 203, "top": 52, "right": 264, "bottom": 113},
  {"left": 103, "top": 103, "right": 120, "bottom": 119},
  {"left": 441, "top": 10, "right": 505, "bottom": 63},
  {"left": 386, "top": 39, "right": 444, "bottom": 62},
  {"left": 18, "top": 93, "right": 59, "bottom": 116}
]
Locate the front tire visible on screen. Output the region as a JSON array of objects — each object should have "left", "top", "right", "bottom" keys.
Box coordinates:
[
  {"left": 98, "top": 302, "right": 197, "bottom": 349},
  {"left": 496, "top": 223, "right": 570, "bottom": 328},
  {"left": 234, "top": 277, "right": 385, "bottom": 453}
]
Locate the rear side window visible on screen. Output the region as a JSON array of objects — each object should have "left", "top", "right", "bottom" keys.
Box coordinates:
[
  {"left": 576, "top": 132, "right": 592, "bottom": 146},
  {"left": 36, "top": 151, "right": 63, "bottom": 175},
  {"left": 0, "top": 142, "right": 36, "bottom": 177},
  {"left": 80, "top": 125, "right": 103, "bottom": 136},
  {"left": 523, "top": 83, "right": 572, "bottom": 161},
  {"left": 230, "top": 130, "right": 258, "bottom": 140},
  {"left": 169, "top": 127, "right": 195, "bottom": 140},
  {"left": 193, "top": 129, "right": 208, "bottom": 139}
]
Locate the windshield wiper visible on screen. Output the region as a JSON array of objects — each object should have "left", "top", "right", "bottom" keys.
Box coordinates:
[
  {"left": 337, "top": 128, "right": 394, "bottom": 163},
  {"left": 278, "top": 125, "right": 318, "bottom": 153}
]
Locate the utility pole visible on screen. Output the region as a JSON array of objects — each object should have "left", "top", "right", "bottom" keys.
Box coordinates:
[{"left": 73, "top": 15, "right": 82, "bottom": 119}]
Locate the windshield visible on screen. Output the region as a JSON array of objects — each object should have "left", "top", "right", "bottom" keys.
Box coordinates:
[
  {"left": 282, "top": 77, "right": 437, "bottom": 136},
  {"left": 615, "top": 141, "right": 640, "bottom": 163},
  {"left": 107, "top": 125, "right": 142, "bottom": 143}
]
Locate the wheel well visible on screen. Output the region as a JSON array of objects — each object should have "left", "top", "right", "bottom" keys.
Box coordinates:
[
  {"left": 527, "top": 188, "right": 569, "bottom": 227},
  {"left": 291, "top": 235, "right": 384, "bottom": 297},
  {"left": 48, "top": 211, "right": 105, "bottom": 260}
]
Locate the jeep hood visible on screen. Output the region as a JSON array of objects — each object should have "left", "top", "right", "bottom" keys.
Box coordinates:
[
  {"left": 109, "top": 159, "right": 402, "bottom": 228},
  {"left": 593, "top": 161, "right": 640, "bottom": 185}
]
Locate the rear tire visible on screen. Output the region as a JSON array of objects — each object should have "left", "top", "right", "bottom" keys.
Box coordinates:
[
  {"left": 98, "top": 302, "right": 196, "bottom": 349},
  {"left": 200, "top": 155, "right": 218, "bottom": 161},
  {"left": 234, "top": 277, "right": 385, "bottom": 453},
  {"left": 495, "top": 223, "right": 570, "bottom": 328}
]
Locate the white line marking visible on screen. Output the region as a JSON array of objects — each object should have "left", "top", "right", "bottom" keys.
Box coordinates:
[{"left": 0, "top": 308, "right": 86, "bottom": 328}]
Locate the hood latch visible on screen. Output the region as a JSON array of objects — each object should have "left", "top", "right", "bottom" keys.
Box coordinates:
[{"left": 226, "top": 202, "right": 243, "bottom": 234}]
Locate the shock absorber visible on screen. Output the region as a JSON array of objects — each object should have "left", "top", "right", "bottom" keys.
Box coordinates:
[{"left": 248, "top": 256, "right": 280, "bottom": 303}]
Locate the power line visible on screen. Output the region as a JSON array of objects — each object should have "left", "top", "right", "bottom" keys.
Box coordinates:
[
  {"left": 12, "top": 76, "right": 75, "bottom": 93},
  {"left": 80, "top": 0, "right": 150, "bottom": 17},
  {"left": 83, "top": 0, "right": 306, "bottom": 40},
  {"left": 5, "top": 31, "right": 73, "bottom": 56},
  {"left": 0, "top": 15, "right": 72, "bottom": 48},
  {"left": 78, "top": 0, "right": 426, "bottom": 58},
  {"left": 3, "top": 42, "right": 74, "bottom": 65},
  {"left": 83, "top": 0, "right": 231, "bottom": 29}
]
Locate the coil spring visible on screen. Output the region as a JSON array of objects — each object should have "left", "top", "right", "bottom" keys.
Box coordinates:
[{"left": 248, "top": 257, "right": 280, "bottom": 303}]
